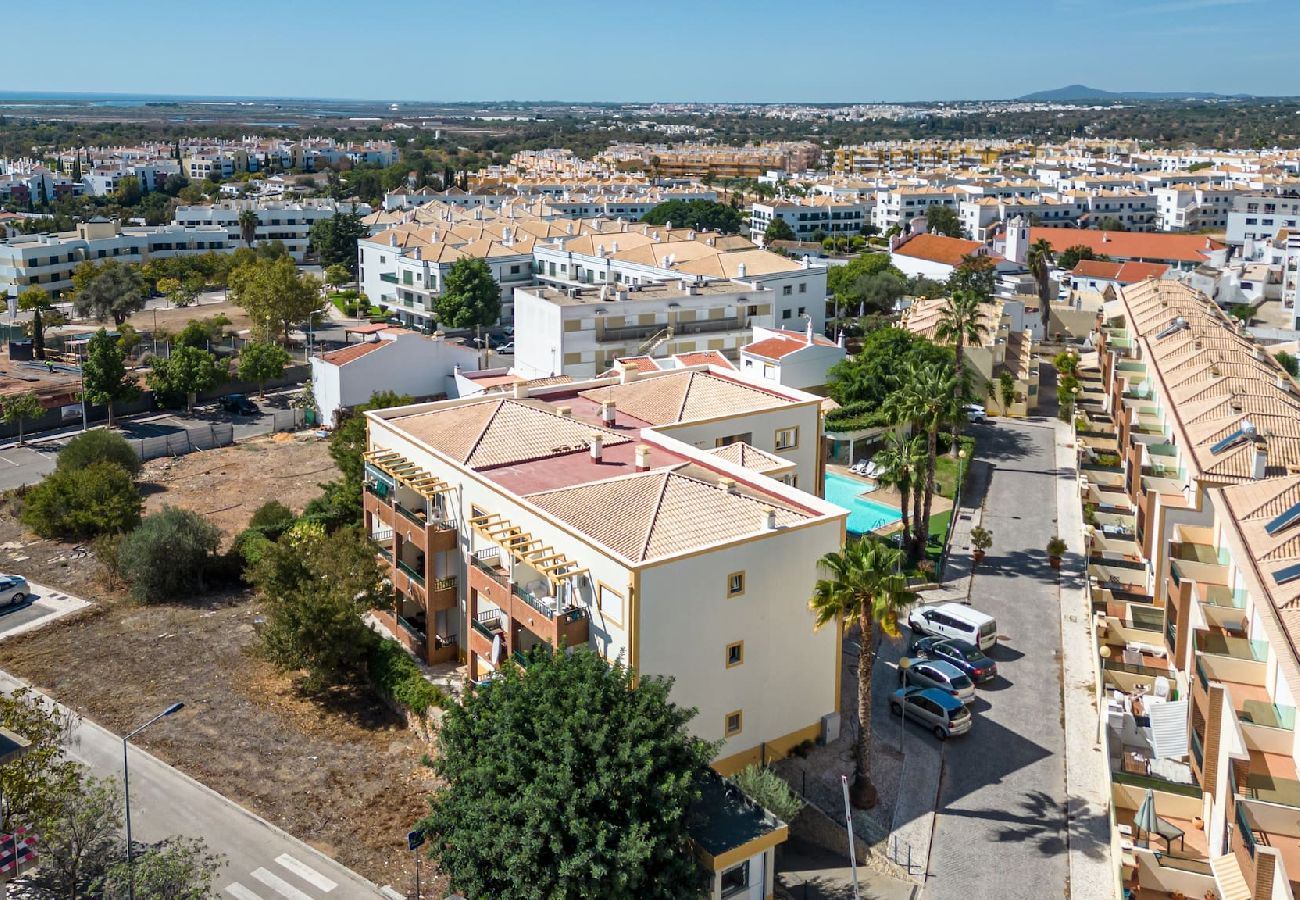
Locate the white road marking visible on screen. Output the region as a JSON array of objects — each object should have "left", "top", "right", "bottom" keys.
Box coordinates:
[
  {"left": 276, "top": 854, "right": 337, "bottom": 893},
  {"left": 0, "top": 454, "right": 19, "bottom": 467},
  {"left": 252, "top": 867, "right": 314, "bottom": 900},
  {"left": 224, "top": 884, "right": 265, "bottom": 900}
]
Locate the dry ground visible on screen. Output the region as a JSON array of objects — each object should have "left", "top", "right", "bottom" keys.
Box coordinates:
[
  {"left": 124, "top": 297, "right": 259, "bottom": 338},
  {"left": 0, "top": 437, "right": 448, "bottom": 893}
]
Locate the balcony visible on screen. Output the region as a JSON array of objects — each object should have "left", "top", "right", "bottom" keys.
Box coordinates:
[
  {"left": 397, "top": 558, "right": 425, "bottom": 588},
  {"left": 380, "top": 272, "right": 398, "bottom": 284},
  {"left": 1240, "top": 700, "right": 1296, "bottom": 731}
]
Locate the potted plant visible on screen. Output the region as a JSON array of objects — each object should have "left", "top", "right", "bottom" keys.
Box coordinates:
[
  {"left": 1046, "top": 536, "right": 1067, "bottom": 569},
  {"left": 969, "top": 526, "right": 993, "bottom": 564}
]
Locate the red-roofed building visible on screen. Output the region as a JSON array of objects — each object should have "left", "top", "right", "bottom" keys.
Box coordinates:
[
  {"left": 1027, "top": 226, "right": 1226, "bottom": 269},
  {"left": 1069, "top": 259, "right": 1171, "bottom": 294},
  {"left": 739, "top": 324, "right": 845, "bottom": 391},
  {"left": 889, "top": 232, "right": 996, "bottom": 281}
]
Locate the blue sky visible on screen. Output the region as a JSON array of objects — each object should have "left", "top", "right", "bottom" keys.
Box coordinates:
[{"left": 8, "top": 0, "right": 1296, "bottom": 102}]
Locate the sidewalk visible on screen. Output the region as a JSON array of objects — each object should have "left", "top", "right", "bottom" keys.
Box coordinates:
[{"left": 1054, "top": 421, "right": 1116, "bottom": 900}]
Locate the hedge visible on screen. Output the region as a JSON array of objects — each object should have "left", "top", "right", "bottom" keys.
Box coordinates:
[{"left": 368, "top": 638, "right": 446, "bottom": 716}]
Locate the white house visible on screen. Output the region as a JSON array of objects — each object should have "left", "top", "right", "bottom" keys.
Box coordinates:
[{"left": 737, "top": 324, "right": 846, "bottom": 392}]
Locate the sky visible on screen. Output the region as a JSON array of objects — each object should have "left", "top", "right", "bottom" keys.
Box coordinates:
[{"left": 6, "top": 0, "right": 1298, "bottom": 103}]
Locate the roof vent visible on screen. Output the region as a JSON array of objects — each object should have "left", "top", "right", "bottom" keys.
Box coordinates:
[
  {"left": 737, "top": 262, "right": 747, "bottom": 278},
  {"left": 1154, "top": 317, "right": 1189, "bottom": 340},
  {"left": 600, "top": 400, "right": 617, "bottom": 424},
  {"left": 719, "top": 477, "right": 737, "bottom": 494},
  {"left": 590, "top": 436, "right": 604, "bottom": 463},
  {"left": 761, "top": 507, "right": 778, "bottom": 531},
  {"left": 513, "top": 382, "right": 529, "bottom": 400},
  {"left": 635, "top": 445, "right": 651, "bottom": 472},
  {"left": 1253, "top": 439, "right": 1268, "bottom": 480}
]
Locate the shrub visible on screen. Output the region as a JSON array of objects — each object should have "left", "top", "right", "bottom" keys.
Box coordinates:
[
  {"left": 56, "top": 430, "right": 141, "bottom": 477},
  {"left": 117, "top": 506, "right": 221, "bottom": 604},
  {"left": 247, "top": 500, "right": 295, "bottom": 540},
  {"left": 231, "top": 527, "right": 276, "bottom": 571},
  {"left": 91, "top": 532, "right": 126, "bottom": 588},
  {"left": 732, "top": 765, "right": 805, "bottom": 824},
  {"left": 368, "top": 638, "right": 446, "bottom": 715},
  {"left": 1046, "top": 536, "right": 1068, "bottom": 558},
  {"left": 21, "top": 463, "right": 141, "bottom": 539},
  {"left": 969, "top": 526, "right": 993, "bottom": 552}
]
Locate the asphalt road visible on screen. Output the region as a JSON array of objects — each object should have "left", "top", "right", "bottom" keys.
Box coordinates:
[
  {"left": 0, "top": 669, "right": 385, "bottom": 899},
  {"left": 922, "top": 420, "right": 1069, "bottom": 900}
]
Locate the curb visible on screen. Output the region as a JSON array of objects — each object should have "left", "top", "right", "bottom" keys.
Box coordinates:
[{"left": 0, "top": 668, "right": 390, "bottom": 898}]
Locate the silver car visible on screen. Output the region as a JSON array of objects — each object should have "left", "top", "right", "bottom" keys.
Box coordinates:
[
  {"left": 0, "top": 575, "right": 30, "bottom": 606},
  {"left": 899, "top": 657, "right": 976, "bottom": 704},
  {"left": 889, "top": 686, "right": 972, "bottom": 740}
]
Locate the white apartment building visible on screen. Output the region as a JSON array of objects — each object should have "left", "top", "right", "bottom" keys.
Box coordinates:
[
  {"left": 737, "top": 324, "right": 846, "bottom": 391},
  {"left": 1154, "top": 185, "right": 1247, "bottom": 233},
  {"left": 173, "top": 199, "right": 370, "bottom": 261},
  {"left": 749, "top": 196, "right": 871, "bottom": 244},
  {"left": 1227, "top": 193, "right": 1300, "bottom": 247},
  {"left": 512, "top": 279, "right": 785, "bottom": 379},
  {"left": 0, "top": 217, "right": 232, "bottom": 297},
  {"left": 871, "top": 187, "right": 961, "bottom": 233},
  {"left": 362, "top": 366, "right": 843, "bottom": 778}
]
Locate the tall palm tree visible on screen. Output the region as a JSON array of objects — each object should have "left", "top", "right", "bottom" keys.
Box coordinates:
[
  {"left": 811, "top": 537, "right": 916, "bottom": 809},
  {"left": 875, "top": 430, "right": 926, "bottom": 551},
  {"left": 887, "top": 361, "right": 959, "bottom": 558},
  {"left": 237, "top": 208, "right": 259, "bottom": 247},
  {"left": 934, "top": 289, "right": 991, "bottom": 453},
  {"left": 1027, "top": 238, "right": 1055, "bottom": 334}
]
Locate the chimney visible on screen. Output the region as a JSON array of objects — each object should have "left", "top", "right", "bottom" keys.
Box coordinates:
[
  {"left": 512, "top": 381, "right": 529, "bottom": 400},
  {"left": 388, "top": 232, "right": 397, "bottom": 246},
  {"left": 620, "top": 366, "right": 637, "bottom": 384},
  {"left": 719, "top": 477, "right": 738, "bottom": 494},
  {"left": 737, "top": 262, "right": 747, "bottom": 278},
  {"left": 1254, "top": 440, "right": 1269, "bottom": 480},
  {"left": 590, "top": 435, "right": 604, "bottom": 463},
  {"left": 761, "top": 507, "right": 778, "bottom": 531},
  {"left": 600, "top": 400, "right": 617, "bottom": 424},
  {"left": 555, "top": 405, "right": 572, "bottom": 417},
  {"left": 635, "top": 445, "right": 651, "bottom": 471}
]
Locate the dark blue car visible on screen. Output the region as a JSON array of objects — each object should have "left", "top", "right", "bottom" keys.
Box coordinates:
[{"left": 908, "top": 636, "right": 998, "bottom": 683}]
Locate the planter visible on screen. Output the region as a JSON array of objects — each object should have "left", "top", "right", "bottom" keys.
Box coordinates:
[
  {"left": 1049, "top": 555, "right": 1062, "bottom": 570},
  {"left": 973, "top": 549, "right": 986, "bottom": 564}
]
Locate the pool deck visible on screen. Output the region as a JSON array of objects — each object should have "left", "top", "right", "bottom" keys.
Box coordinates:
[{"left": 826, "top": 464, "right": 952, "bottom": 536}]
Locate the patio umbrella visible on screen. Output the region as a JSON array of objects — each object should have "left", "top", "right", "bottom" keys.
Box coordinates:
[{"left": 1133, "top": 788, "right": 1158, "bottom": 847}]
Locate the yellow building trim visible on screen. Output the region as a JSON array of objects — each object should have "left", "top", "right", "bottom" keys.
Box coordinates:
[
  {"left": 697, "top": 826, "right": 790, "bottom": 871},
  {"left": 629, "top": 569, "right": 641, "bottom": 673},
  {"left": 711, "top": 721, "right": 822, "bottom": 776}
]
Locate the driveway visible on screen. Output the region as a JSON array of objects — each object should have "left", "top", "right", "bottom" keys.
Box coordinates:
[{"left": 922, "top": 420, "right": 1069, "bottom": 900}]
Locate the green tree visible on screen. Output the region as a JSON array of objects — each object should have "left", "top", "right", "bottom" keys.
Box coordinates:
[
  {"left": 155, "top": 276, "right": 197, "bottom": 309},
  {"left": 1278, "top": 351, "right": 1299, "bottom": 378},
  {"left": 147, "top": 345, "right": 222, "bottom": 412},
  {"left": 117, "top": 506, "right": 222, "bottom": 604},
  {"left": 252, "top": 525, "right": 386, "bottom": 690},
  {"left": 884, "top": 360, "right": 959, "bottom": 559},
  {"left": 946, "top": 254, "right": 996, "bottom": 302},
  {"left": 934, "top": 290, "right": 991, "bottom": 384},
  {"left": 640, "top": 199, "right": 743, "bottom": 234},
  {"left": 309, "top": 212, "right": 368, "bottom": 274},
  {"left": 73, "top": 261, "right": 147, "bottom": 326},
  {"left": 924, "top": 203, "right": 964, "bottom": 238},
  {"left": 420, "top": 648, "right": 712, "bottom": 899},
  {"left": 247, "top": 499, "right": 296, "bottom": 539},
  {"left": 826, "top": 329, "right": 952, "bottom": 429},
  {"left": 999, "top": 370, "right": 1016, "bottom": 414},
  {"left": 238, "top": 341, "right": 291, "bottom": 396},
  {"left": 58, "top": 429, "right": 142, "bottom": 477},
  {"left": 1027, "top": 238, "right": 1056, "bottom": 333},
  {"left": 732, "top": 764, "right": 804, "bottom": 824},
  {"left": 114, "top": 176, "right": 143, "bottom": 206},
  {"left": 101, "top": 836, "right": 223, "bottom": 900},
  {"left": 236, "top": 208, "right": 259, "bottom": 247},
  {"left": 434, "top": 258, "right": 501, "bottom": 336},
  {"left": 31, "top": 771, "right": 124, "bottom": 899},
  {"left": 324, "top": 263, "right": 351, "bottom": 291},
  {"left": 1, "top": 391, "right": 44, "bottom": 446},
  {"left": 874, "top": 431, "right": 926, "bottom": 553},
  {"left": 1095, "top": 216, "right": 1125, "bottom": 232},
  {"left": 0, "top": 687, "right": 80, "bottom": 835},
  {"left": 21, "top": 462, "right": 142, "bottom": 539},
  {"left": 17, "top": 286, "right": 54, "bottom": 359},
  {"left": 1053, "top": 350, "right": 1081, "bottom": 378},
  {"left": 763, "top": 217, "right": 795, "bottom": 243},
  {"left": 227, "top": 255, "right": 322, "bottom": 343},
  {"left": 1056, "top": 244, "right": 1109, "bottom": 271},
  {"left": 810, "top": 538, "right": 915, "bottom": 808},
  {"left": 174, "top": 314, "right": 230, "bottom": 350},
  {"left": 82, "top": 328, "right": 139, "bottom": 425}
]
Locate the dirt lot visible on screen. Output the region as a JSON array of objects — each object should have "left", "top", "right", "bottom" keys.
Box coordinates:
[
  {"left": 141, "top": 433, "right": 339, "bottom": 541},
  {"left": 0, "top": 438, "right": 449, "bottom": 893},
  {"left": 124, "top": 297, "right": 259, "bottom": 338}
]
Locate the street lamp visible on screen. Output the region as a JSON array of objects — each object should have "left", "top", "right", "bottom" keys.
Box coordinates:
[
  {"left": 123, "top": 702, "right": 184, "bottom": 900},
  {"left": 898, "top": 656, "right": 912, "bottom": 752}
]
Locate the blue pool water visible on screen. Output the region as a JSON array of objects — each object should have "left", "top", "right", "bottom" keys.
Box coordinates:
[{"left": 824, "top": 472, "right": 904, "bottom": 534}]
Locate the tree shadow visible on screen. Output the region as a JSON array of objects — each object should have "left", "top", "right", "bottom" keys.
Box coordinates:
[
  {"left": 943, "top": 789, "right": 1111, "bottom": 861},
  {"left": 776, "top": 837, "right": 912, "bottom": 900},
  {"left": 977, "top": 549, "right": 1060, "bottom": 585},
  {"left": 973, "top": 423, "right": 1035, "bottom": 463}
]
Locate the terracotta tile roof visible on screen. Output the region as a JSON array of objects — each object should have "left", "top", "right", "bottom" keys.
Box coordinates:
[
  {"left": 673, "top": 350, "right": 735, "bottom": 369},
  {"left": 615, "top": 356, "right": 662, "bottom": 373},
  {"left": 766, "top": 328, "right": 838, "bottom": 348},
  {"left": 318, "top": 340, "right": 389, "bottom": 366},
  {"left": 893, "top": 234, "right": 985, "bottom": 267},
  {"left": 1072, "top": 260, "right": 1170, "bottom": 283},
  {"left": 708, "top": 442, "right": 796, "bottom": 474},
  {"left": 390, "top": 398, "right": 630, "bottom": 469},
  {"left": 743, "top": 336, "right": 811, "bottom": 360},
  {"left": 578, "top": 371, "right": 789, "bottom": 426},
  {"left": 525, "top": 466, "right": 810, "bottom": 563},
  {"left": 1032, "top": 227, "right": 1223, "bottom": 264}
]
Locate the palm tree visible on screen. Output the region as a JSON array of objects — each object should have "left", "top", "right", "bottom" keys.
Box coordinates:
[
  {"left": 237, "top": 209, "right": 259, "bottom": 247},
  {"left": 887, "top": 361, "right": 959, "bottom": 558},
  {"left": 1027, "top": 238, "right": 1055, "bottom": 334},
  {"left": 875, "top": 430, "right": 926, "bottom": 551},
  {"left": 811, "top": 537, "right": 916, "bottom": 809},
  {"left": 933, "top": 290, "right": 990, "bottom": 386}
]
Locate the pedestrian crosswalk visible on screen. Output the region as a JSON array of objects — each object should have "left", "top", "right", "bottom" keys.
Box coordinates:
[{"left": 223, "top": 853, "right": 338, "bottom": 900}]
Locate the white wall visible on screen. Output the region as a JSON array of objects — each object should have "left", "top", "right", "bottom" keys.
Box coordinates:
[{"left": 655, "top": 402, "right": 821, "bottom": 492}]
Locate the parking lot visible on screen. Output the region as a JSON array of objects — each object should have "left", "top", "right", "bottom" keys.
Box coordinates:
[
  {"left": 0, "top": 446, "right": 57, "bottom": 491},
  {"left": 0, "top": 581, "right": 88, "bottom": 642}
]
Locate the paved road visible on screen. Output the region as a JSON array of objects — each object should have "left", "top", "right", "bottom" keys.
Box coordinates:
[
  {"left": 0, "top": 671, "right": 385, "bottom": 899},
  {"left": 0, "top": 445, "right": 56, "bottom": 490},
  {"left": 923, "top": 420, "right": 1069, "bottom": 900}
]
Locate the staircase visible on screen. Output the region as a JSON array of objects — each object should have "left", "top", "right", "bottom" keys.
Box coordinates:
[{"left": 635, "top": 325, "right": 674, "bottom": 357}]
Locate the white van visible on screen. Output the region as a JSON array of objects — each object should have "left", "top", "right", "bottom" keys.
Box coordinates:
[{"left": 906, "top": 603, "right": 998, "bottom": 651}]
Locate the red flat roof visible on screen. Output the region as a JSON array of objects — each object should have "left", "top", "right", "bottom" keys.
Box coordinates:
[{"left": 1031, "top": 227, "right": 1222, "bottom": 264}]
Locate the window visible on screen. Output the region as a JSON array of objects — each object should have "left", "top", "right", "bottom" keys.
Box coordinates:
[
  {"left": 781, "top": 309, "right": 792, "bottom": 320},
  {"left": 797, "top": 306, "right": 806, "bottom": 317},
  {"left": 782, "top": 285, "right": 792, "bottom": 296},
  {"left": 783, "top": 473, "right": 798, "bottom": 488},
  {"left": 727, "top": 571, "right": 746, "bottom": 597},
  {"left": 726, "top": 641, "right": 744, "bottom": 668},
  {"left": 799, "top": 282, "right": 807, "bottom": 293},
  {"left": 724, "top": 710, "right": 743, "bottom": 736},
  {"left": 720, "top": 861, "right": 750, "bottom": 898},
  {"left": 598, "top": 583, "right": 624, "bottom": 626},
  {"left": 775, "top": 427, "right": 799, "bottom": 451}
]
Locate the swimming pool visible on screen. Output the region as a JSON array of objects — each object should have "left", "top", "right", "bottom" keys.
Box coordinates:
[{"left": 824, "top": 472, "right": 904, "bottom": 534}]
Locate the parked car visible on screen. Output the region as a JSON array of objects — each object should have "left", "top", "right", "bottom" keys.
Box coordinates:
[
  {"left": 496, "top": 342, "right": 515, "bottom": 355},
  {"left": 889, "top": 686, "right": 972, "bottom": 740},
  {"left": 909, "top": 636, "right": 998, "bottom": 683},
  {"left": 220, "top": 394, "right": 259, "bottom": 416},
  {"left": 898, "top": 657, "right": 975, "bottom": 703},
  {"left": 906, "top": 602, "right": 998, "bottom": 650},
  {"left": 964, "top": 403, "right": 987, "bottom": 422},
  {"left": 0, "top": 574, "right": 30, "bottom": 606}
]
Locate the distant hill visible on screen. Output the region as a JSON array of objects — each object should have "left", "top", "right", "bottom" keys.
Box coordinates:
[{"left": 1019, "top": 84, "right": 1249, "bottom": 102}]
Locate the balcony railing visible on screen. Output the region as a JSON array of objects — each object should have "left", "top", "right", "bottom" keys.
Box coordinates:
[
  {"left": 397, "top": 559, "right": 425, "bottom": 587},
  {"left": 471, "top": 617, "right": 499, "bottom": 641},
  {"left": 1111, "top": 769, "right": 1201, "bottom": 798},
  {"left": 1240, "top": 700, "right": 1296, "bottom": 731},
  {"left": 1191, "top": 728, "right": 1204, "bottom": 768},
  {"left": 396, "top": 502, "right": 427, "bottom": 527},
  {"left": 431, "top": 575, "right": 457, "bottom": 592},
  {"left": 1103, "top": 658, "right": 1171, "bottom": 679},
  {"left": 396, "top": 615, "right": 425, "bottom": 644},
  {"left": 1195, "top": 632, "right": 1268, "bottom": 662},
  {"left": 471, "top": 552, "right": 509, "bottom": 586},
  {"left": 380, "top": 272, "right": 398, "bottom": 284},
  {"left": 1237, "top": 803, "right": 1257, "bottom": 858},
  {"left": 512, "top": 583, "right": 588, "bottom": 624},
  {"left": 1196, "top": 658, "right": 1209, "bottom": 691}
]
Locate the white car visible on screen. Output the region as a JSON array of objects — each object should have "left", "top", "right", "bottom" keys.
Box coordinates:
[
  {"left": 964, "top": 403, "right": 987, "bottom": 422},
  {"left": 0, "top": 575, "right": 30, "bottom": 606}
]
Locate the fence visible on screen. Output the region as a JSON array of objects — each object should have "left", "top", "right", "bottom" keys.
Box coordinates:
[{"left": 128, "top": 409, "right": 304, "bottom": 461}]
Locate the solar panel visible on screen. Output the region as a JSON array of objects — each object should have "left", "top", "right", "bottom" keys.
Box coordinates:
[
  {"left": 1274, "top": 561, "right": 1300, "bottom": 585},
  {"left": 1266, "top": 501, "right": 1300, "bottom": 536},
  {"left": 1209, "top": 429, "right": 1247, "bottom": 456}
]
